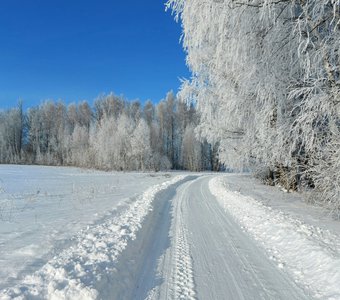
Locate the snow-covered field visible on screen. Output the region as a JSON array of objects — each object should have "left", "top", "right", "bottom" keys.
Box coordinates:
[
  {"left": 0, "top": 165, "right": 180, "bottom": 297},
  {"left": 1, "top": 166, "right": 340, "bottom": 299}
]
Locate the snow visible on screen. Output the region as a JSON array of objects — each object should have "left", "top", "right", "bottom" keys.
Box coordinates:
[
  {"left": 0, "top": 165, "right": 183, "bottom": 298},
  {"left": 1, "top": 167, "right": 339, "bottom": 299},
  {"left": 1, "top": 173, "right": 186, "bottom": 299},
  {"left": 145, "top": 178, "right": 197, "bottom": 300},
  {"left": 210, "top": 175, "right": 340, "bottom": 300}
]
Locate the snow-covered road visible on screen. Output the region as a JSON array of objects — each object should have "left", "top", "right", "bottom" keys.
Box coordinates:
[
  {"left": 145, "top": 176, "right": 309, "bottom": 300},
  {"left": 1, "top": 167, "right": 340, "bottom": 299}
]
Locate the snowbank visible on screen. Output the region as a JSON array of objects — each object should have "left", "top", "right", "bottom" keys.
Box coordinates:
[
  {"left": 209, "top": 176, "right": 340, "bottom": 300},
  {"left": 0, "top": 165, "right": 177, "bottom": 291},
  {"left": 0, "top": 175, "right": 186, "bottom": 300}
]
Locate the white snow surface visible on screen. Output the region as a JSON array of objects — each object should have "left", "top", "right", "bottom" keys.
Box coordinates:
[
  {"left": 210, "top": 175, "right": 340, "bottom": 300},
  {"left": 0, "top": 165, "right": 184, "bottom": 299},
  {"left": 148, "top": 176, "right": 312, "bottom": 300},
  {"left": 1, "top": 167, "right": 340, "bottom": 300}
]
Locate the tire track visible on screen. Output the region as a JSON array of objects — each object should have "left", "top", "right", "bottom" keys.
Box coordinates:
[
  {"left": 145, "top": 179, "right": 197, "bottom": 300},
  {"left": 173, "top": 209, "right": 195, "bottom": 300}
]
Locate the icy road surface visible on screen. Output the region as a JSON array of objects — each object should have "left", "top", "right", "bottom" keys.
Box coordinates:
[{"left": 1, "top": 167, "right": 340, "bottom": 299}]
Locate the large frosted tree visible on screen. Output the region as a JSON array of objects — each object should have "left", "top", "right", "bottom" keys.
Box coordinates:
[{"left": 167, "top": 0, "right": 340, "bottom": 212}]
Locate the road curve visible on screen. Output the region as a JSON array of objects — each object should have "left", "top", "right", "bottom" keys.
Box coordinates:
[{"left": 146, "top": 175, "right": 310, "bottom": 300}]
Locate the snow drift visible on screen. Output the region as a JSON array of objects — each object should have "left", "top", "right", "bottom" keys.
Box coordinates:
[
  {"left": 0, "top": 175, "right": 186, "bottom": 299},
  {"left": 210, "top": 176, "right": 340, "bottom": 300}
]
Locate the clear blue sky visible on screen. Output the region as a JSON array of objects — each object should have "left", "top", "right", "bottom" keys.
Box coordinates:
[{"left": 0, "top": 0, "right": 189, "bottom": 109}]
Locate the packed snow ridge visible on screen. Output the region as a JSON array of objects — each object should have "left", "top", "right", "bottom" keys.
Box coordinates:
[
  {"left": 145, "top": 178, "right": 196, "bottom": 300},
  {"left": 0, "top": 175, "right": 187, "bottom": 300},
  {"left": 210, "top": 176, "right": 340, "bottom": 300}
]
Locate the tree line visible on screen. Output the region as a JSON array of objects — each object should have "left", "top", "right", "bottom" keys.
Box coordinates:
[
  {"left": 167, "top": 0, "right": 340, "bottom": 214},
  {"left": 0, "top": 92, "right": 220, "bottom": 172}
]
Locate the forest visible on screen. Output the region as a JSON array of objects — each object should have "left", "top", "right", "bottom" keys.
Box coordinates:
[
  {"left": 166, "top": 0, "right": 340, "bottom": 213},
  {"left": 0, "top": 92, "right": 220, "bottom": 172},
  {"left": 1, "top": 0, "right": 340, "bottom": 214}
]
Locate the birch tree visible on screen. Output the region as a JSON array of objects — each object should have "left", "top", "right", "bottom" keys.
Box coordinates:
[{"left": 167, "top": 0, "right": 340, "bottom": 212}]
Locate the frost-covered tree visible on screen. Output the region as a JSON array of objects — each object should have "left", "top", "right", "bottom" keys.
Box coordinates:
[
  {"left": 181, "top": 125, "right": 202, "bottom": 171},
  {"left": 143, "top": 100, "right": 154, "bottom": 126},
  {"left": 0, "top": 104, "right": 25, "bottom": 163},
  {"left": 78, "top": 101, "right": 92, "bottom": 130},
  {"left": 94, "top": 93, "right": 125, "bottom": 121},
  {"left": 91, "top": 115, "right": 117, "bottom": 170},
  {"left": 70, "top": 124, "right": 90, "bottom": 167},
  {"left": 131, "top": 119, "right": 152, "bottom": 170},
  {"left": 167, "top": 0, "right": 340, "bottom": 212},
  {"left": 0, "top": 94, "right": 218, "bottom": 172}
]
